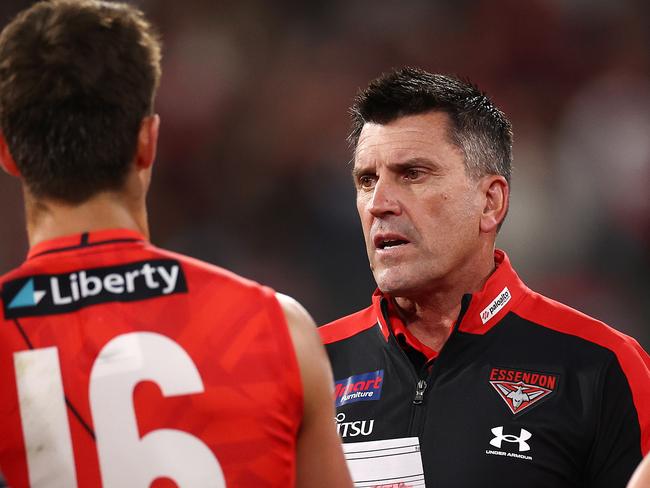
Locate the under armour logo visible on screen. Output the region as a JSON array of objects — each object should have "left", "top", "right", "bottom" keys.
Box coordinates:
[{"left": 490, "top": 426, "right": 532, "bottom": 452}]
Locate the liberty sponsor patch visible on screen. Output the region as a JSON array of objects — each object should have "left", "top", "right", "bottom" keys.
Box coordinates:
[
  {"left": 480, "top": 287, "right": 511, "bottom": 324},
  {"left": 3, "top": 259, "right": 187, "bottom": 319},
  {"left": 335, "top": 370, "right": 384, "bottom": 407},
  {"left": 489, "top": 367, "right": 558, "bottom": 415}
]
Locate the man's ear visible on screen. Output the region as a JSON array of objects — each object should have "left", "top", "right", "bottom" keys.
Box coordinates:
[
  {"left": 135, "top": 114, "right": 160, "bottom": 170},
  {"left": 0, "top": 133, "right": 21, "bottom": 177},
  {"left": 479, "top": 175, "right": 509, "bottom": 233}
]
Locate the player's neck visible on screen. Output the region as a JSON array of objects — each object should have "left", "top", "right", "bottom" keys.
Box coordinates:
[
  {"left": 24, "top": 189, "right": 149, "bottom": 248},
  {"left": 393, "top": 244, "right": 496, "bottom": 351}
]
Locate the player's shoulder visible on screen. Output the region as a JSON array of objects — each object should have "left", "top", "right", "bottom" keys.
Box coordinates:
[
  {"left": 318, "top": 304, "right": 378, "bottom": 345},
  {"left": 148, "top": 244, "right": 271, "bottom": 296},
  {"left": 516, "top": 289, "right": 649, "bottom": 363}
]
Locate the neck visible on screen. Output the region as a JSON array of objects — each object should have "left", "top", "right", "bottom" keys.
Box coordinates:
[
  {"left": 25, "top": 189, "right": 149, "bottom": 248},
  {"left": 393, "top": 243, "right": 496, "bottom": 351}
]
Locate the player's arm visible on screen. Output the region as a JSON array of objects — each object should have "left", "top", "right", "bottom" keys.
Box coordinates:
[
  {"left": 277, "top": 293, "right": 353, "bottom": 488},
  {"left": 627, "top": 455, "right": 650, "bottom": 488}
]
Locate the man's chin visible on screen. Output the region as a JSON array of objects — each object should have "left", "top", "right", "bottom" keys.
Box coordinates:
[
  {"left": 375, "top": 277, "right": 417, "bottom": 297},
  {"left": 374, "top": 267, "right": 436, "bottom": 298}
]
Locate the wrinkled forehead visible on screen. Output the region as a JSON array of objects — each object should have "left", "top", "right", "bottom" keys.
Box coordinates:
[{"left": 353, "top": 112, "right": 460, "bottom": 168}]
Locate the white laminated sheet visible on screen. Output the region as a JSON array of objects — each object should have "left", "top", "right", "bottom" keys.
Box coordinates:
[{"left": 343, "top": 437, "right": 426, "bottom": 488}]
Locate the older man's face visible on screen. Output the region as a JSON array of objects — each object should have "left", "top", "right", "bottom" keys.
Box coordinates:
[{"left": 353, "top": 111, "right": 486, "bottom": 297}]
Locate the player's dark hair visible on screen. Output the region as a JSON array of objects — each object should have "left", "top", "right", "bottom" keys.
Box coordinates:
[
  {"left": 349, "top": 67, "right": 513, "bottom": 185},
  {"left": 0, "top": 0, "right": 161, "bottom": 203}
]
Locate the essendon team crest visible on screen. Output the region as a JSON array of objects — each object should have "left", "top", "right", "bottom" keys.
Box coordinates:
[{"left": 489, "top": 367, "right": 559, "bottom": 415}]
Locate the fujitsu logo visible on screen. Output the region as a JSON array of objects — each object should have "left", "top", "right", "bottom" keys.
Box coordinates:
[
  {"left": 480, "top": 287, "right": 511, "bottom": 324},
  {"left": 335, "top": 413, "right": 374, "bottom": 438}
]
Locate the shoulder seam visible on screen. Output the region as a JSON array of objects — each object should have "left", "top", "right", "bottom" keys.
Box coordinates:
[{"left": 319, "top": 307, "right": 377, "bottom": 344}]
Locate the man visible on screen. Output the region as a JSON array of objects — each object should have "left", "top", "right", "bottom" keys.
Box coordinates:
[
  {"left": 0, "top": 1, "right": 352, "bottom": 487},
  {"left": 319, "top": 67, "right": 650, "bottom": 488}
]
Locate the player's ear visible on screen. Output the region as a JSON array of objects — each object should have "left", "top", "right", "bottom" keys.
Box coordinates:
[
  {"left": 479, "top": 175, "right": 509, "bottom": 233},
  {"left": 135, "top": 114, "right": 160, "bottom": 170},
  {"left": 0, "top": 132, "right": 21, "bottom": 177}
]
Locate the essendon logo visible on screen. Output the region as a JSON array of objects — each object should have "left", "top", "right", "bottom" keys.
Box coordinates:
[
  {"left": 334, "top": 370, "right": 384, "bottom": 407},
  {"left": 489, "top": 367, "right": 558, "bottom": 415}
]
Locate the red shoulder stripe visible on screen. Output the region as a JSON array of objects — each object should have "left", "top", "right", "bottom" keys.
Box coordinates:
[
  {"left": 516, "top": 292, "right": 650, "bottom": 455},
  {"left": 319, "top": 306, "right": 377, "bottom": 344}
]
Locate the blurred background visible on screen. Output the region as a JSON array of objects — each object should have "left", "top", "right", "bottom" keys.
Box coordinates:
[{"left": 0, "top": 0, "right": 648, "bottom": 348}]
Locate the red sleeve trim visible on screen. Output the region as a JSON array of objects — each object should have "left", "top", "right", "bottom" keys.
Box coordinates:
[
  {"left": 516, "top": 291, "right": 650, "bottom": 455},
  {"left": 319, "top": 306, "right": 378, "bottom": 344}
]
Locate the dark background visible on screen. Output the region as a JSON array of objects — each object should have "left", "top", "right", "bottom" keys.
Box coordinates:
[{"left": 0, "top": 0, "right": 648, "bottom": 349}]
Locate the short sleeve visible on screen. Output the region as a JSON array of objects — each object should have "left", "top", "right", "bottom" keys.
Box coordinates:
[{"left": 584, "top": 355, "right": 646, "bottom": 488}]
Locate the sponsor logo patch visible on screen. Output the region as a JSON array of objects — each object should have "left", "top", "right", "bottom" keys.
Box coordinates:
[
  {"left": 334, "top": 370, "right": 384, "bottom": 407},
  {"left": 3, "top": 259, "right": 187, "bottom": 319},
  {"left": 335, "top": 412, "right": 375, "bottom": 438},
  {"left": 485, "top": 426, "right": 534, "bottom": 461},
  {"left": 490, "top": 426, "right": 531, "bottom": 451},
  {"left": 480, "top": 286, "right": 511, "bottom": 324},
  {"left": 489, "top": 367, "right": 558, "bottom": 415}
]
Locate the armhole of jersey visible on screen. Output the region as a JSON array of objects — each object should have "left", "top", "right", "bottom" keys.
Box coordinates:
[
  {"left": 262, "top": 286, "right": 304, "bottom": 432},
  {"left": 515, "top": 292, "right": 650, "bottom": 455}
]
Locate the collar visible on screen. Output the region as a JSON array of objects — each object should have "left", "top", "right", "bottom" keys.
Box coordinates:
[
  {"left": 27, "top": 228, "right": 146, "bottom": 260},
  {"left": 457, "top": 250, "right": 529, "bottom": 334},
  {"left": 386, "top": 297, "right": 439, "bottom": 361},
  {"left": 372, "top": 249, "right": 530, "bottom": 340}
]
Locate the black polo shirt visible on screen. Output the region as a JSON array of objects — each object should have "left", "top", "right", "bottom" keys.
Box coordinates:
[{"left": 320, "top": 251, "right": 650, "bottom": 488}]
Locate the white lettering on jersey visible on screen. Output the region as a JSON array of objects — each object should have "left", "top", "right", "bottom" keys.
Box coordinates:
[{"left": 14, "top": 332, "right": 226, "bottom": 487}]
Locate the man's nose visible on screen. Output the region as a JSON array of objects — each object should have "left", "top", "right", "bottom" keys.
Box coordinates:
[{"left": 368, "top": 178, "right": 401, "bottom": 217}]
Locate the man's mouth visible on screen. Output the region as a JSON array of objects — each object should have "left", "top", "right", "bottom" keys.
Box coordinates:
[
  {"left": 374, "top": 234, "right": 410, "bottom": 250},
  {"left": 378, "top": 239, "right": 408, "bottom": 249}
]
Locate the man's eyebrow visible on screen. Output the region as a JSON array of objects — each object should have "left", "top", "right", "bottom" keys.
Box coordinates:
[
  {"left": 351, "top": 157, "right": 443, "bottom": 179},
  {"left": 351, "top": 166, "right": 369, "bottom": 179},
  {"left": 389, "top": 157, "right": 442, "bottom": 170}
]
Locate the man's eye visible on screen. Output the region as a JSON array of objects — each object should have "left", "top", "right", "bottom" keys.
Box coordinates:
[
  {"left": 358, "top": 175, "right": 376, "bottom": 189},
  {"left": 404, "top": 168, "right": 422, "bottom": 180}
]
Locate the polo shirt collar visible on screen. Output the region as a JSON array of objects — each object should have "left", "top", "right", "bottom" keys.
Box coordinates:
[{"left": 372, "top": 249, "right": 529, "bottom": 348}]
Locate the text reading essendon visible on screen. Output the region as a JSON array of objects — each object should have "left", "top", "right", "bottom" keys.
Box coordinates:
[{"left": 489, "top": 368, "right": 557, "bottom": 390}]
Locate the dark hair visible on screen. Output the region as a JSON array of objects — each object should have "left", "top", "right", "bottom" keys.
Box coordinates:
[
  {"left": 0, "top": 0, "right": 161, "bottom": 203},
  {"left": 349, "top": 67, "right": 513, "bottom": 185}
]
